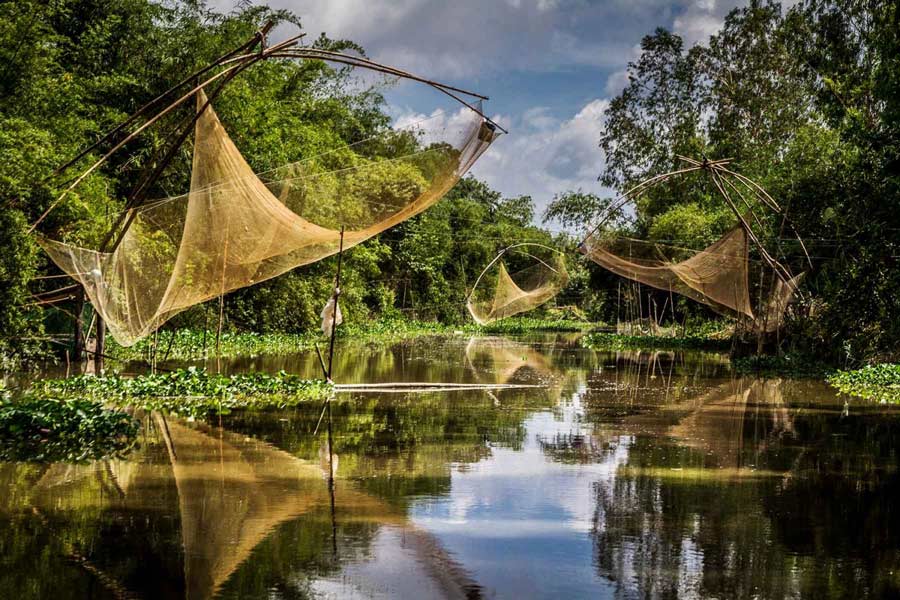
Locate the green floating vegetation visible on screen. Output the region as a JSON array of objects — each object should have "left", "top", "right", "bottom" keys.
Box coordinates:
[
  {"left": 731, "top": 353, "right": 830, "bottom": 377},
  {"left": 582, "top": 332, "right": 730, "bottom": 352},
  {"left": 828, "top": 364, "right": 900, "bottom": 403},
  {"left": 472, "top": 317, "right": 594, "bottom": 334},
  {"left": 0, "top": 396, "right": 138, "bottom": 463},
  {"left": 108, "top": 317, "right": 596, "bottom": 362},
  {"left": 35, "top": 367, "right": 333, "bottom": 418},
  {"left": 108, "top": 319, "right": 456, "bottom": 362}
]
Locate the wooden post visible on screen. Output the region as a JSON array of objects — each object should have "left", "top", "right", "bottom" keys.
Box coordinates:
[
  {"left": 96, "top": 315, "right": 106, "bottom": 373},
  {"left": 327, "top": 227, "right": 346, "bottom": 381},
  {"left": 72, "top": 288, "right": 85, "bottom": 361}
]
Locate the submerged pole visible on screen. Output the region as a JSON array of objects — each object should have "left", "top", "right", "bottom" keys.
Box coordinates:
[{"left": 327, "top": 400, "right": 338, "bottom": 558}]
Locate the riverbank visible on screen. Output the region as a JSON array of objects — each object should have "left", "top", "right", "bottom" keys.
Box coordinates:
[{"left": 106, "top": 317, "right": 597, "bottom": 363}]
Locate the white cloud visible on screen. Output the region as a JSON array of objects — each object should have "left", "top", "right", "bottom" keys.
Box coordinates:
[
  {"left": 215, "top": 0, "right": 677, "bottom": 79},
  {"left": 466, "top": 98, "right": 612, "bottom": 229}
]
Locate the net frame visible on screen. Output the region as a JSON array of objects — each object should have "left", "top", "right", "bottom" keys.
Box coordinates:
[
  {"left": 579, "top": 156, "right": 809, "bottom": 333},
  {"left": 466, "top": 243, "right": 570, "bottom": 325}
]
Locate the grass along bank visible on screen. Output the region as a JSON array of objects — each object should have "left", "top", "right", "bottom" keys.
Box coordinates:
[
  {"left": 581, "top": 332, "right": 731, "bottom": 352},
  {"left": 828, "top": 364, "right": 900, "bottom": 403},
  {"left": 108, "top": 317, "right": 597, "bottom": 362}
]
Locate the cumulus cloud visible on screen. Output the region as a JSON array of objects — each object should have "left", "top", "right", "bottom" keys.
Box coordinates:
[
  {"left": 208, "top": 0, "right": 770, "bottom": 225},
  {"left": 466, "top": 98, "right": 612, "bottom": 227},
  {"left": 214, "top": 0, "right": 674, "bottom": 79},
  {"left": 389, "top": 97, "right": 610, "bottom": 229}
]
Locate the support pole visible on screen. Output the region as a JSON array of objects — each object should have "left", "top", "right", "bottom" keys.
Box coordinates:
[
  {"left": 72, "top": 288, "right": 85, "bottom": 361},
  {"left": 96, "top": 316, "right": 106, "bottom": 373},
  {"left": 326, "top": 227, "right": 345, "bottom": 382}
]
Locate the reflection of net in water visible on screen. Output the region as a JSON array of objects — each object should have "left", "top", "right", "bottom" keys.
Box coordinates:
[
  {"left": 464, "top": 337, "right": 556, "bottom": 385},
  {"left": 40, "top": 90, "right": 498, "bottom": 346},
  {"left": 668, "top": 378, "right": 794, "bottom": 469},
  {"left": 12, "top": 416, "right": 488, "bottom": 600},
  {"left": 467, "top": 246, "right": 569, "bottom": 325}
]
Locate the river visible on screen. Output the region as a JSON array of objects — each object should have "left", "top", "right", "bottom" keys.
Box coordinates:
[{"left": 1, "top": 333, "right": 897, "bottom": 599}]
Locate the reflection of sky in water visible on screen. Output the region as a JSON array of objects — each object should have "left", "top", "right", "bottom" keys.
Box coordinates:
[
  {"left": 407, "top": 389, "right": 631, "bottom": 598},
  {"left": 311, "top": 528, "right": 450, "bottom": 600}
]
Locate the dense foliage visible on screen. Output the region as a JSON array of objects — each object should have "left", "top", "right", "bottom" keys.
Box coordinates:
[{"left": 548, "top": 0, "right": 900, "bottom": 363}]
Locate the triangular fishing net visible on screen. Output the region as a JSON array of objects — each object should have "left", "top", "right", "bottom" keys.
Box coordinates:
[
  {"left": 467, "top": 247, "right": 569, "bottom": 325},
  {"left": 580, "top": 226, "right": 755, "bottom": 319},
  {"left": 40, "top": 90, "right": 499, "bottom": 345}
]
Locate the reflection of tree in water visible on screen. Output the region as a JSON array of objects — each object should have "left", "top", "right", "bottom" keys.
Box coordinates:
[
  {"left": 590, "top": 378, "right": 900, "bottom": 598},
  {"left": 580, "top": 349, "right": 732, "bottom": 425}
]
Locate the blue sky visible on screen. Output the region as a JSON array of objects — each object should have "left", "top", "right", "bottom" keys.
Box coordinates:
[{"left": 214, "top": 0, "right": 753, "bottom": 221}]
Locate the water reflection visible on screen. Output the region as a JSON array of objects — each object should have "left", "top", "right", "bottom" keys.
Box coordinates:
[{"left": 2, "top": 335, "right": 900, "bottom": 598}]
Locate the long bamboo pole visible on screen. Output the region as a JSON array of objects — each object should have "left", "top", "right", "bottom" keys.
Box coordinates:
[{"left": 327, "top": 227, "right": 345, "bottom": 381}]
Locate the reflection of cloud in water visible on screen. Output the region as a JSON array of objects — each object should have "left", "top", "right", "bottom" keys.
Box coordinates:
[{"left": 409, "top": 388, "right": 631, "bottom": 597}]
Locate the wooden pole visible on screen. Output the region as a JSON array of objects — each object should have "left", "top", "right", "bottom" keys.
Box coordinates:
[
  {"left": 72, "top": 288, "right": 85, "bottom": 361},
  {"left": 327, "top": 227, "right": 346, "bottom": 381},
  {"left": 96, "top": 316, "right": 106, "bottom": 373}
]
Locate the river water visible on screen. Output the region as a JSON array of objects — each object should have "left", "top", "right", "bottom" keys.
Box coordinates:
[{"left": 2, "top": 333, "right": 898, "bottom": 599}]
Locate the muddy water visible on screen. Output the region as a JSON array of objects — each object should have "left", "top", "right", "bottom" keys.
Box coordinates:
[{"left": 1, "top": 334, "right": 898, "bottom": 599}]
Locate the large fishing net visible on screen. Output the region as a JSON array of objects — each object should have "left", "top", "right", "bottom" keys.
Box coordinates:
[
  {"left": 466, "top": 245, "right": 569, "bottom": 325},
  {"left": 580, "top": 226, "right": 754, "bottom": 319},
  {"left": 581, "top": 227, "right": 803, "bottom": 332},
  {"left": 577, "top": 158, "right": 808, "bottom": 334},
  {"left": 40, "top": 90, "right": 498, "bottom": 345}
]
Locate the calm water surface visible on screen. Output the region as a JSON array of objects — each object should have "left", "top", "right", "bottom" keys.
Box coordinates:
[{"left": 2, "top": 334, "right": 899, "bottom": 599}]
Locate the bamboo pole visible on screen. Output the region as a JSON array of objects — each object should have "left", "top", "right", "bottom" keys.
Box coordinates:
[{"left": 327, "top": 227, "right": 345, "bottom": 381}]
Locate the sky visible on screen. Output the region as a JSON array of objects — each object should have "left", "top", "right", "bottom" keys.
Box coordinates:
[{"left": 212, "top": 0, "right": 754, "bottom": 222}]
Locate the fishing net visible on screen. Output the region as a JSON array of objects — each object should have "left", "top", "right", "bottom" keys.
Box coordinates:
[
  {"left": 750, "top": 271, "right": 804, "bottom": 334},
  {"left": 580, "top": 226, "right": 755, "bottom": 319},
  {"left": 40, "top": 90, "right": 498, "bottom": 345},
  {"left": 466, "top": 247, "right": 569, "bottom": 325}
]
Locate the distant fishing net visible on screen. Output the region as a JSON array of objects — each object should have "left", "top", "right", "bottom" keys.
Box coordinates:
[
  {"left": 581, "top": 226, "right": 754, "bottom": 319},
  {"left": 579, "top": 158, "right": 808, "bottom": 333},
  {"left": 40, "top": 90, "right": 499, "bottom": 346},
  {"left": 467, "top": 244, "right": 569, "bottom": 325}
]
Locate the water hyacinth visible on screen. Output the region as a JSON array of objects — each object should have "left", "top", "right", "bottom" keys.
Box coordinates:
[
  {"left": 582, "top": 332, "right": 729, "bottom": 352},
  {"left": 34, "top": 367, "right": 333, "bottom": 418},
  {"left": 0, "top": 396, "right": 138, "bottom": 462},
  {"left": 828, "top": 364, "right": 900, "bottom": 403}
]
